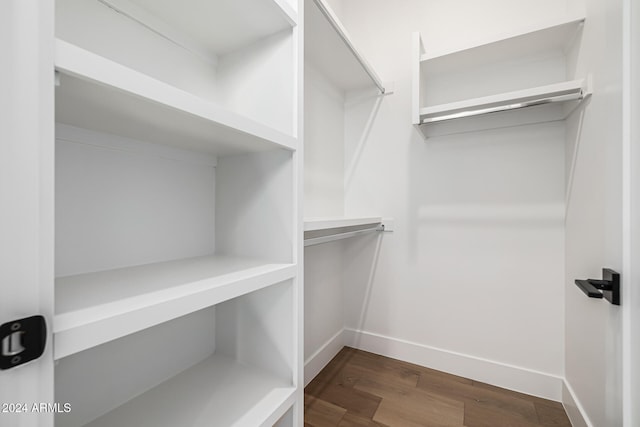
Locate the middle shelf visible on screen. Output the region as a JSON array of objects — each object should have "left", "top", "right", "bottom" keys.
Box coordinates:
[
  {"left": 54, "top": 120, "right": 296, "bottom": 360},
  {"left": 54, "top": 256, "right": 296, "bottom": 359}
]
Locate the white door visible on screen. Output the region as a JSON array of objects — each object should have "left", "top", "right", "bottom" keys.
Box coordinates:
[
  {"left": 563, "top": 0, "right": 627, "bottom": 425},
  {"left": 0, "top": 1, "right": 54, "bottom": 426}
]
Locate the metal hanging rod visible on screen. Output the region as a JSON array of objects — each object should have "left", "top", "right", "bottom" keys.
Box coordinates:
[
  {"left": 421, "top": 87, "right": 586, "bottom": 125},
  {"left": 312, "top": 0, "right": 385, "bottom": 94},
  {"left": 304, "top": 224, "right": 384, "bottom": 247}
]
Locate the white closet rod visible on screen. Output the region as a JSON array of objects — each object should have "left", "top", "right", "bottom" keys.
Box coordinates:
[
  {"left": 312, "top": 0, "right": 385, "bottom": 94},
  {"left": 304, "top": 224, "right": 384, "bottom": 247},
  {"left": 421, "top": 88, "right": 586, "bottom": 124}
]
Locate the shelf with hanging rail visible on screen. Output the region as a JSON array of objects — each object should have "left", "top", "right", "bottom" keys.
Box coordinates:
[
  {"left": 413, "top": 12, "right": 589, "bottom": 137},
  {"left": 419, "top": 78, "right": 588, "bottom": 124},
  {"left": 305, "top": 0, "right": 385, "bottom": 94},
  {"left": 304, "top": 217, "right": 391, "bottom": 246}
]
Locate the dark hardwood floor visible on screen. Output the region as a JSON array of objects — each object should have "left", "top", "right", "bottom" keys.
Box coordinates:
[{"left": 304, "top": 347, "right": 571, "bottom": 427}]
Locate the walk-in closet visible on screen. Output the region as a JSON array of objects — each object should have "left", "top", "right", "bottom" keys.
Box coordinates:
[{"left": 1, "top": 0, "right": 638, "bottom": 426}]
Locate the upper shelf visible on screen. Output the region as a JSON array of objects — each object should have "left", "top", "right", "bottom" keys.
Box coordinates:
[
  {"left": 421, "top": 14, "right": 585, "bottom": 69},
  {"left": 55, "top": 40, "right": 297, "bottom": 155},
  {"left": 413, "top": 13, "right": 588, "bottom": 137},
  {"left": 305, "top": 0, "right": 384, "bottom": 93},
  {"left": 78, "top": 0, "right": 297, "bottom": 63},
  {"left": 54, "top": 255, "right": 296, "bottom": 359}
]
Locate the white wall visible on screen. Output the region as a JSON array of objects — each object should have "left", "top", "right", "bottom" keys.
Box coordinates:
[
  {"left": 55, "top": 125, "right": 216, "bottom": 277},
  {"left": 302, "top": 55, "right": 348, "bottom": 382},
  {"left": 563, "top": 0, "right": 625, "bottom": 425},
  {"left": 216, "top": 149, "right": 293, "bottom": 263},
  {"left": 304, "top": 64, "right": 345, "bottom": 218},
  {"left": 335, "top": 0, "right": 571, "bottom": 399},
  {"left": 303, "top": 242, "right": 344, "bottom": 384}
]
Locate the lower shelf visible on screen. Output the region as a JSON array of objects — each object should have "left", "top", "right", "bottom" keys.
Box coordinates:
[{"left": 84, "top": 354, "right": 296, "bottom": 427}]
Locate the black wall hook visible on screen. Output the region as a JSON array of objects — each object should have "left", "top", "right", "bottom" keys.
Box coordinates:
[{"left": 574, "top": 268, "right": 620, "bottom": 305}]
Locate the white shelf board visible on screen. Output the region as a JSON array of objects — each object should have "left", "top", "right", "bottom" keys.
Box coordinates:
[
  {"left": 304, "top": 217, "right": 385, "bottom": 246},
  {"left": 304, "top": 216, "right": 383, "bottom": 231},
  {"left": 304, "top": 0, "right": 384, "bottom": 93},
  {"left": 54, "top": 256, "right": 296, "bottom": 359},
  {"left": 419, "top": 79, "right": 587, "bottom": 122},
  {"left": 55, "top": 39, "right": 296, "bottom": 156},
  {"left": 85, "top": 354, "right": 296, "bottom": 427},
  {"left": 421, "top": 14, "right": 585, "bottom": 74},
  {"left": 98, "top": 0, "right": 297, "bottom": 60}
]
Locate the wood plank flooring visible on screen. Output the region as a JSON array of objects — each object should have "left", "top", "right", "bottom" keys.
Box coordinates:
[{"left": 304, "top": 347, "right": 571, "bottom": 427}]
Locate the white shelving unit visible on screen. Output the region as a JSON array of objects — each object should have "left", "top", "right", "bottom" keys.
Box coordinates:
[
  {"left": 49, "top": 0, "right": 303, "bottom": 425},
  {"left": 413, "top": 13, "right": 589, "bottom": 137}
]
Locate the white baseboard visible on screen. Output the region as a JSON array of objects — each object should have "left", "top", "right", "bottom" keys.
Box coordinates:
[
  {"left": 562, "top": 380, "right": 593, "bottom": 427},
  {"left": 303, "top": 328, "right": 597, "bottom": 426},
  {"left": 343, "top": 328, "right": 564, "bottom": 401},
  {"left": 304, "top": 329, "right": 345, "bottom": 386}
]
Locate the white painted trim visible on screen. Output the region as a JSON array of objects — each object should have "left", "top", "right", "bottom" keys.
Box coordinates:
[
  {"left": 304, "top": 329, "right": 345, "bottom": 386},
  {"left": 344, "top": 328, "right": 564, "bottom": 401},
  {"left": 621, "top": 0, "right": 639, "bottom": 425},
  {"left": 563, "top": 380, "right": 594, "bottom": 427}
]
